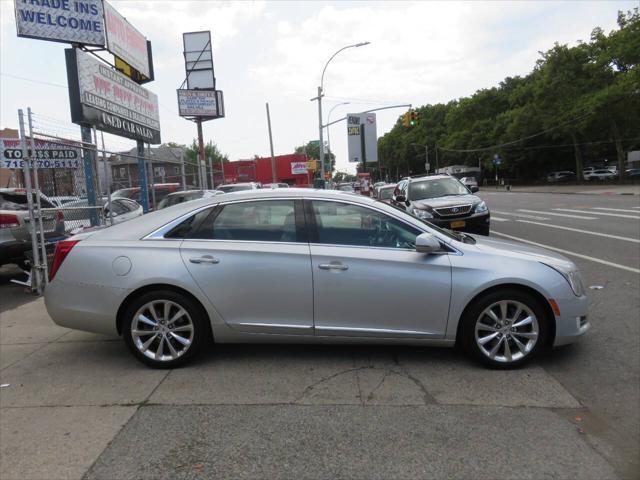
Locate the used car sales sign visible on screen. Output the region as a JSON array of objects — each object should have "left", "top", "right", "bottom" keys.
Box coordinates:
[{"left": 66, "top": 48, "right": 161, "bottom": 143}]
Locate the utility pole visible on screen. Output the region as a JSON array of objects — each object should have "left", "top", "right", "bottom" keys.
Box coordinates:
[
  {"left": 315, "top": 86, "right": 325, "bottom": 184},
  {"left": 266, "top": 102, "right": 277, "bottom": 183},
  {"left": 208, "top": 156, "right": 214, "bottom": 189},
  {"left": 180, "top": 150, "right": 187, "bottom": 190}
]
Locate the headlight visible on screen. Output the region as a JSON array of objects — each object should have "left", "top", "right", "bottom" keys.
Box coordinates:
[
  {"left": 412, "top": 208, "right": 433, "bottom": 219},
  {"left": 475, "top": 201, "right": 488, "bottom": 213},
  {"left": 542, "top": 262, "right": 585, "bottom": 297}
]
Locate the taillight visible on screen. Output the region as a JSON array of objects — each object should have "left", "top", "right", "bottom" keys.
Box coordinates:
[
  {"left": 56, "top": 210, "right": 64, "bottom": 221},
  {"left": 49, "top": 240, "right": 79, "bottom": 281},
  {"left": 0, "top": 213, "right": 19, "bottom": 229}
]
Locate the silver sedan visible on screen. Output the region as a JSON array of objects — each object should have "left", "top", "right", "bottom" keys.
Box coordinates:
[{"left": 44, "top": 189, "right": 589, "bottom": 369}]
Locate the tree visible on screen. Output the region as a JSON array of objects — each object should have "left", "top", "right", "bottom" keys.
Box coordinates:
[
  {"left": 294, "top": 140, "right": 336, "bottom": 176},
  {"left": 184, "top": 140, "right": 229, "bottom": 186}
]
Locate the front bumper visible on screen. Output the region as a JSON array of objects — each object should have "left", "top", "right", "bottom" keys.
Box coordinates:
[
  {"left": 553, "top": 293, "right": 590, "bottom": 346},
  {"left": 429, "top": 211, "right": 491, "bottom": 235}
]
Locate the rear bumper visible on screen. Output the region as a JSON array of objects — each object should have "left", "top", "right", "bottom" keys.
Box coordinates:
[
  {"left": 430, "top": 212, "right": 490, "bottom": 235},
  {"left": 44, "top": 279, "right": 124, "bottom": 336}
]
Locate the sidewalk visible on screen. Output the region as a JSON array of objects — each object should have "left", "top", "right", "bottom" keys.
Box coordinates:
[{"left": 496, "top": 184, "right": 640, "bottom": 195}]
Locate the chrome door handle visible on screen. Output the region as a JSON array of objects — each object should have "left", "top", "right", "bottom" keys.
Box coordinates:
[
  {"left": 189, "top": 256, "right": 220, "bottom": 265},
  {"left": 318, "top": 263, "right": 349, "bottom": 271}
]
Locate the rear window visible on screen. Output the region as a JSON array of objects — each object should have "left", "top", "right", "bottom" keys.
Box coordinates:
[{"left": 0, "top": 192, "right": 54, "bottom": 210}]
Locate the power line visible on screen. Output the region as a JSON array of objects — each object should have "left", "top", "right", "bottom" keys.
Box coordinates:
[{"left": 1, "top": 73, "right": 67, "bottom": 89}]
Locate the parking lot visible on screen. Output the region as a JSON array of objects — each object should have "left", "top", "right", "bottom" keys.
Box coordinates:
[{"left": 1, "top": 191, "right": 638, "bottom": 480}]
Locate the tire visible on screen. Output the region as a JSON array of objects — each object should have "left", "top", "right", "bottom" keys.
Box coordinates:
[
  {"left": 122, "top": 290, "right": 210, "bottom": 368},
  {"left": 460, "top": 288, "right": 549, "bottom": 369}
]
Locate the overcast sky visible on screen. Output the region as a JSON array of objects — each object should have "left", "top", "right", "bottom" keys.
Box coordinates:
[{"left": 0, "top": 0, "right": 636, "bottom": 174}]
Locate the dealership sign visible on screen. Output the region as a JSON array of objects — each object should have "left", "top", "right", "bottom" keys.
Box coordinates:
[
  {"left": 65, "top": 48, "right": 161, "bottom": 143},
  {"left": 14, "top": 0, "right": 105, "bottom": 46},
  {"left": 1, "top": 137, "right": 81, "bottom": 169},
  {"left": 103, "top": 0, "right": 150, "bottom": 78},
  {"left": 177, "top": 90, "right": 224, "bottom": 118}
]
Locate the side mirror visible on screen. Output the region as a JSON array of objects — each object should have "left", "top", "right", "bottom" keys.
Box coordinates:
[
  {"left": 394, "top": 194, "right": 406, "bottom": 203},
  {"left": 470, "top": 186, "right": 479, "bottom": 193},
  {"left": 415, "top": 233, "right": 441, "bottom": 254}
]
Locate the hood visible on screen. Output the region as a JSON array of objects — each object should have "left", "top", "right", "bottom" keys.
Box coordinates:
[
  {"left": 470, "top": 235, "right": 575, "bottom": 270},
  {"left": 412, "top": 194, "right": 480, "bottom": 209}
]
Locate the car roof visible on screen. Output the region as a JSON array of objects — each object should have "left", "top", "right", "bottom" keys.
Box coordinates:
[{"left": 84, "top": 188, "right": 431, "bottom": 242}]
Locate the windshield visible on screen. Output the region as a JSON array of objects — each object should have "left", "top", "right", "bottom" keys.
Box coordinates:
[
  {"left": 112, "top": 189, "right": 133, "bottom": 198},
  {"left": 408, "top": 178, "right": 468, "bottom": 200}
]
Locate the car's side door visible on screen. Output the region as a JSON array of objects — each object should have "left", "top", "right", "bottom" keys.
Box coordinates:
[
  {"left": 180, "top": 199, "right": 314, "bottom": 335},
  {"left": 307, "top": 199, "right": 452, "bottom": 338}
]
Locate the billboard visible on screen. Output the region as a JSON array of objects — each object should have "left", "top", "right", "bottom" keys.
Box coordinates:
[
  {"left": 14, "top": 0, "right": 105, "bottom": 46},
  {"left": 103, "top": 0, "right": 151, "bottom": 79},
  {"left": 1, "top": 138, "right": 81, "bottom": 169},
  {"left": 66, "top": 48, "right": 161, "bottom": 144},
  {"left": 183, "top": 31, "right": 215, "bottom": 90},
  {"left": 347, "top": 113, "right": 378, "bottom": 163},
  {"left": 291, "top": 162, "right": 308, "bottom": 175},
  {"left": 177, "top": 90, "right": 225, "bottom": 118}
]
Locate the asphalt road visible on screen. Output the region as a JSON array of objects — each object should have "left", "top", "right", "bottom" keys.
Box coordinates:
[{"left": 1, "top": 191, "right": 638, "bottom": 480}]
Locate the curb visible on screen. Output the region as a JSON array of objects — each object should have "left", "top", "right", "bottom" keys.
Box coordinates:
[{"left": 493, "top": 189, "right": 639, "bottom": 196}]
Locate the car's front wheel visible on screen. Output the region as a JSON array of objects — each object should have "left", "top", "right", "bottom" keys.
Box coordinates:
[
  {"left": 461, "top": 289, "right": 548, "bottom": 369},
  {"left": 122, "top": 290, "right": 210, "bottom": 368}
]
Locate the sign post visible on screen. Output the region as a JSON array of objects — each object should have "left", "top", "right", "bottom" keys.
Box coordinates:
[{"left": 178, "top": 31, "right": 225, "bottom": 189}]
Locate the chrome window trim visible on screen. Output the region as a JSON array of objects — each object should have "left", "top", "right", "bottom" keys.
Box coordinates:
[{"left": 142, "top": 195, "right": 463, "bottom": 255}]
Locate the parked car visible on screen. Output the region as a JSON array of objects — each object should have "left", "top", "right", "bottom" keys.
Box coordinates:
[
  {"left": 459, "top": 177, "right": 478, "bottom": 189},
  {"left": 63, "top": 197, "right": 143, "bottom": 230},
  {"left": 547, "top": 171, "right": 576, "bottom": 183},
  {"left": 0, "top": 188, "right": 65, "bottom": 268},
  {"left": 374, "top": 184, "right": 395, "bottom": 204},
  {"left": 112, "top": 183, "right": 182, "bottom": 209},
  {"left": 625, "top": 168, "right": 640, "bottom": 178},
  {"left": 584, "top": 169, "right": 618, "bottom": 181},
  {"left": 263, "top": 183, "right": 290, "bottom": 189},
  {"left": 157, "top": 190, "right": 223, "bottom": 210},
  {"left": 45, "top": 188, "right": 589, "bottom": 369},
  {"left": 48, "top": 195, "right": 80, "bottom": 207},
  {"left": 337, "top": 183, "right": 356, "bottom": 193},
  {"left": 216, "top": 182, "right": 262, "bottom": 193},
  {"left": 391, "top": 175, "right": 490, "bottom": 235}
]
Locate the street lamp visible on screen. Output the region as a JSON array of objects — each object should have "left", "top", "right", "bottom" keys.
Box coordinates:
[
  {"left": 312, "top": 42, "right": 370, "bottom": 186},
  {"left": 326, "top": 102, "right": 350, "bottom": 177}
]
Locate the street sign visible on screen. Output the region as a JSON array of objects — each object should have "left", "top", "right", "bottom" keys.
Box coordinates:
[{"left": 347, "top": 113, "right": 378, "bottom": 163}]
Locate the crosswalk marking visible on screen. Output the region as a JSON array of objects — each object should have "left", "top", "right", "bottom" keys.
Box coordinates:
[
  {"left": 493, "top": 210, "right": 549, "bottom": 220},
  {"left": 592, "top": 207, "right": 640, "bottom": 214},
  {"left": 515, "top": 220, "right": 640, "bottom": 244},
  {"left": 491, "top": 232, "right": 640, "bottom": 274},
  {"left": 554, "top": 208, "right": 640, "bottom": 219},
  {"left": 518, "top": 209, "right": 596, "bottom": 220}
]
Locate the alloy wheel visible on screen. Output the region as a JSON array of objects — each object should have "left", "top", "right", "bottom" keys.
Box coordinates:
[
  {"left": 474, "top": 300, "right": 539, "bottom": 364},
  {"left": 131, "top": 300, "right": 194, "bottom": 362}
]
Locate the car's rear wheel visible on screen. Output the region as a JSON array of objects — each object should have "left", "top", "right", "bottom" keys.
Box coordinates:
[
  {"left": 461, "top": 289, "right": 548, "bottom": 369},
  {"left": 122, "top": 290, "right": 209, "bottom": 368}
]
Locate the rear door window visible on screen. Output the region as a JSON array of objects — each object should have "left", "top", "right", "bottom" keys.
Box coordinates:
[{"left": 188, "top": 200, "right": 299, "bottom": 242}]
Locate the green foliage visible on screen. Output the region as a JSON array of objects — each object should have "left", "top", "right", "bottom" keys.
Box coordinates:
[
  {"left": 378, "top": 9, "right": 640, "bottom": 182},
  {"left": 294, "top": 140, "right": 336, "bottom": 176}
]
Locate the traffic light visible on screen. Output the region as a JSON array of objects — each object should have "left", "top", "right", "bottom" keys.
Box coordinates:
[
  {"left": 401, "top": 111, "right": 411, "bottom": 127},
  {"left": 411, "top": 110, "right": 419, "bottom": 126}
]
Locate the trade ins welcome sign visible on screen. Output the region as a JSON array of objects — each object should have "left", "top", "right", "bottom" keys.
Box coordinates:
[{"left": 15, "top": 0, "right": 105, "bottom": 46}]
